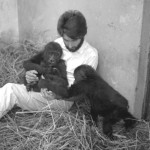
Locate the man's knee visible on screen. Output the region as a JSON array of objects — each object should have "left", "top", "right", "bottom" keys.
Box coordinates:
[
  {"left": 1, "top": 83, "right": 14, "bottom": 93},
  {"left": 4, "top": 82, "right": 14, "bottom": 87}
]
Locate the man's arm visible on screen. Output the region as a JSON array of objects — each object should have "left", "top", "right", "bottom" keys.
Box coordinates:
[{"left": 86, "top": 53, "right": 98, "bottom": 70}]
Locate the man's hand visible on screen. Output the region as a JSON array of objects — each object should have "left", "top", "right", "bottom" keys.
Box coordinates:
[
  {"left": 25, "top": 70, "right": 39, "bottom": 83},
  {"left": 41, "top": 88, "right": 56, "bottom": 100}
]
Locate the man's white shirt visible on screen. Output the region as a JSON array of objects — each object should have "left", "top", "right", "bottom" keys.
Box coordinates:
[{"left": 55, "top": 37, "right": 98, "bottom": 86}]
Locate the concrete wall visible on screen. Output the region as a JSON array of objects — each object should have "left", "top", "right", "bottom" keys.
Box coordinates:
[
  {"left": 0, "top": 0, "right": 18, "bottom": 48},
  {"left": 91, "top": 0, "right": 143, "bottom": 114},
  {"left": 0, "top": 0, "right": 143, "bottom": 114}
]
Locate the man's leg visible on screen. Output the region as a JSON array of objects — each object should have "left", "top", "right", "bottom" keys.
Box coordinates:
[{"left": 0, "top": 83, "right": 74, "bottom": 118}]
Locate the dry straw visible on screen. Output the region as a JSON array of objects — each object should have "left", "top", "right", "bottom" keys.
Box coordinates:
[{"left": 0, "top": 41, "right": 150, "bottom": 150}]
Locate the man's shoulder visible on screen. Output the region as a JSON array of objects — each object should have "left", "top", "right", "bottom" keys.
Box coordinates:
[
  {"left": 83, "top": 40, "right": 98, "bottom": 56},
  {"left": 54, "top": 37, "right": 63, "bottom": 44},
  {"left": 54, "top": 37, "right": 66, "bottom": 50}
]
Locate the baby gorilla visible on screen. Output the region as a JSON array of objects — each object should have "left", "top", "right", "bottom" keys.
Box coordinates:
[
  {"left": 23, "top": 41, "right": 68, "bottom": 98},
  {"left": 68, "top": 64, "right": 137, "bottom": 138}
]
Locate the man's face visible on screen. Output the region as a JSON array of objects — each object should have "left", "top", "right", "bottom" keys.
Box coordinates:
[{"left": 63, "top": 34, "right": 83, "bottom": 52}]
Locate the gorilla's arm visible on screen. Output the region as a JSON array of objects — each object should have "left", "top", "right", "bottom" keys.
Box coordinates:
[
  {"left": 57, "top": 59, "right": 68, "bottom": 80},
  {"left": 23, "top": 52, "right": 47, "bottom": 74},
  {"left": 68, "top": 81, "right": 90, "bottom": 97},
  {"left": 38, "top": 79, "right": 68, "bottom": 98},
  {"left": 64, "top": 95, "right": 86, "bottom": 101}
]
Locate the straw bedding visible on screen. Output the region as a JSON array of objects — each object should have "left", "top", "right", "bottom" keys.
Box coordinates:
[{"left": 0, "top": 41, "right": 150, "bottom": 150}]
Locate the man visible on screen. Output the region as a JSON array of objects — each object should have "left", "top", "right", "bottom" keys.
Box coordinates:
[{"left": 0, "top": 10, "right": 98, "bottom": 118}]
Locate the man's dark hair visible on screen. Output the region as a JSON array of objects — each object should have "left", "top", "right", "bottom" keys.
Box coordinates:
[{"left": 57, "top": 10, "right": 87, "bottom": 39}]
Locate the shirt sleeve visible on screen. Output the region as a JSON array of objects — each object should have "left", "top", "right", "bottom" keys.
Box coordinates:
[{"left": 86, "top": 51, "right": 99, "bottom": 70}]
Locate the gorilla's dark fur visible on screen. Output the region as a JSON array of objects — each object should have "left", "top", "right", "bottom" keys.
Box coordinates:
[
  {"left": 68, "top": 64, "right": 137, "bottom": 138},
  {"left": 23, "top": 41, "right": 68, "bottom": 98}
]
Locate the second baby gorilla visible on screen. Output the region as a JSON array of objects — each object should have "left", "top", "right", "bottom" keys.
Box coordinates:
[
  {"left": 23, "top": 41, "right": 68, "bottom": 98},
  {"left": 68, "top": 64, "right": 137, "bottom": 138}
]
